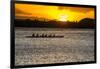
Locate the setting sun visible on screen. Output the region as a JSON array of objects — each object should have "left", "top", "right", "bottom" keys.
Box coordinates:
[{"left": 59, "top": 15, "right": 67, "bottom": 21}]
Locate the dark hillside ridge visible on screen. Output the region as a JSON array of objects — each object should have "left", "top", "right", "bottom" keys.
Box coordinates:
[{"left": 14, "top": 18, "right": 95, "bottom": 28}]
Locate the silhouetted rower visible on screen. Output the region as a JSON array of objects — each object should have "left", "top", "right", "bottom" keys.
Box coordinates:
[
  {"left": 36, "top": 33, "right": 39, "bottom": 37},
  {"left": 32, "top": 33, "right": 35, "bottom": 37},
  {"left": 48, "top": 34, "right": 52, "bottom": 37},
  {"left": 41, "top": 33, "right": 45, "bottom": 37},
  {"left": 52, "top": 34, "right": 55, "bottom": 37},
  {"left": 44, "top": 34, "right": 47, "bottom": 37}
]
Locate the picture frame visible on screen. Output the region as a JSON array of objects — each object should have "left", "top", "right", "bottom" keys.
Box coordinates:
[{"left": 11, "top": 1, "right": 96, "bottom": 68}]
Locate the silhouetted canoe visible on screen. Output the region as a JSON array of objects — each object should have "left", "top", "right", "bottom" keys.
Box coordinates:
[{"left": 26, "top": 33, "right": 64, "bottom": 38}]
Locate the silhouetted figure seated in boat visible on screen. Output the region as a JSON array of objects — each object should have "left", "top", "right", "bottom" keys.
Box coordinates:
[
  {"left": 40, "top": 33, "right": 45, "bottom": 37},
  {"left": 48, "top": 34, "right": 52, "bottom": 37},
  {"left": 35, "top": 33, "right": 39, "bottom": 37},
  {"left": 44, "top": 34, "right": 47, "bottom": 37},
  {"left": 32, "top": 33, "right": 35, "bottom": 37},
  {"left": 52, "top": 34, "right": 55, "bottom": 37}
]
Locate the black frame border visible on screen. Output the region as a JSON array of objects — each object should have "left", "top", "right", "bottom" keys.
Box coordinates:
[{"left": 11, "top": 1, "right": 97, "bottom": 68}]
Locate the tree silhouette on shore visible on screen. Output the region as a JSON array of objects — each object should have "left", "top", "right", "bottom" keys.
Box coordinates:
[{"left": 15, "top": 18, "right": 95, "bottom": 29}]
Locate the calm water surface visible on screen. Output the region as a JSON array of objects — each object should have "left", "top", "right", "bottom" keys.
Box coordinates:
[{"left": 15, "top": 28, "right": 95, "bottom": 65}]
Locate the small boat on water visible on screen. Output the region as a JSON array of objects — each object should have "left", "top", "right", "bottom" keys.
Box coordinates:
[{"left": 26, "top": 33, "right": 64, "bottom": 38}]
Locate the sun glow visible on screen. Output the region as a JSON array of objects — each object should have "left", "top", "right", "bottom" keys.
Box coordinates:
[
  {"left": 15, "top": 4, "right": 95, "bottom": 22},
  {"left": 59, "top": 15, "right": 67, "bottom": 21}
]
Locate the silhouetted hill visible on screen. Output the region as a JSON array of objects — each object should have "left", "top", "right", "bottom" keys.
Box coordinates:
[
  {"left": 14, "top": 18, "right": 95, "bottom": 29},
  {"left": 78, "top": 18, "right": 95, "bottom": 28},
  {"left": 79, "top": 18, "right": 95, "bottom": 24}
]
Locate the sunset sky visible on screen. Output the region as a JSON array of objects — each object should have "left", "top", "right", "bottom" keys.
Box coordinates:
[{"left": 15, "top": 3, "right": 95, "bottom": 22}]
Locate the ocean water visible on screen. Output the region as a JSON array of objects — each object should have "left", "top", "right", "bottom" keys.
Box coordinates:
[{"left": 15, "top": 27, "right": 95, "bottom": 65}]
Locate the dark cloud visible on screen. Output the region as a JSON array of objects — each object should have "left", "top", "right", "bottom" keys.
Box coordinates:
[{"left": 58, "top": 6, "right": 94, "bottom": 13}]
